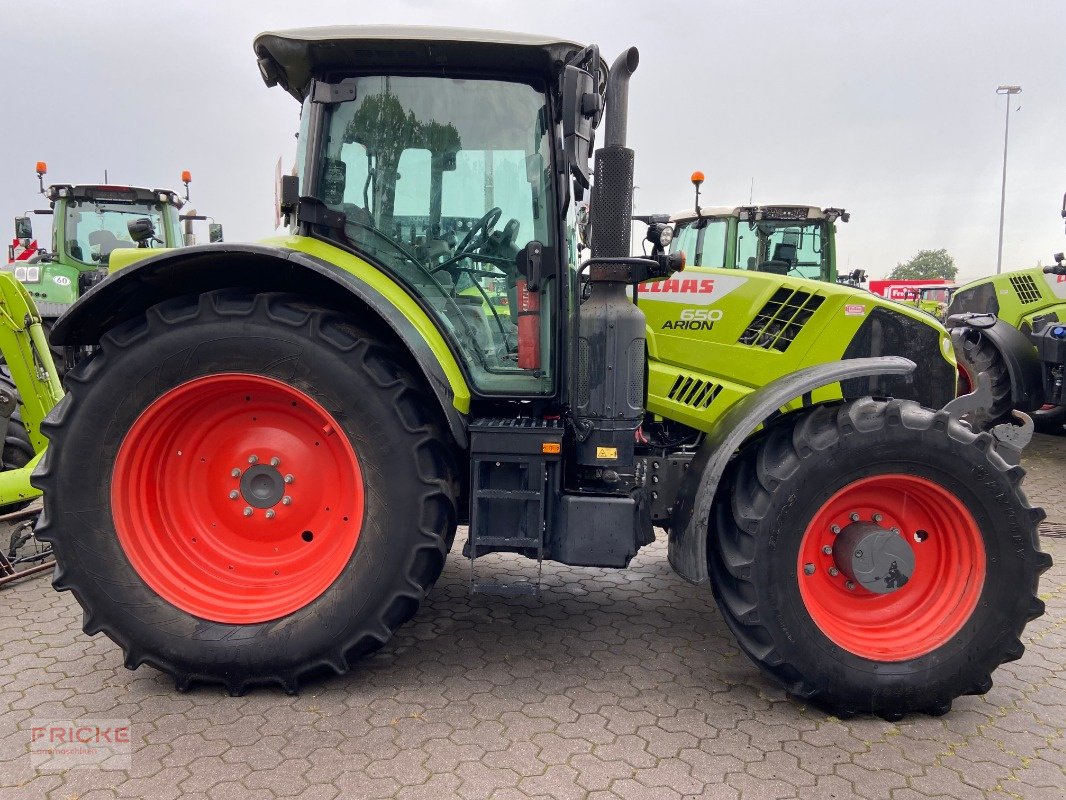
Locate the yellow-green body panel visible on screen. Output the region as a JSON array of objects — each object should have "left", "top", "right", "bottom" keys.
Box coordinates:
[
  {"left": 639, "top": 267, "right": 955, "bottom": 432},
  {"left": 108, "top": 248, "right": 171, "bottom": 273}
]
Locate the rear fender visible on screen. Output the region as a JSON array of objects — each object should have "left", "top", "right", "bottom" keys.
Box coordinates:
[
  {"left": 51, "top": 243, "right": 471, "bottom": 446},
  {"left": 668, "top": 356, "right": 916, "bottom": 586}
]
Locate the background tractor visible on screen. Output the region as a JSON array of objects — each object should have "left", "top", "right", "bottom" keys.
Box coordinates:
[
  {"left": 666, "top": 173, "right": 852, "bottom": 285},
  {"left": 4, "top": 164, "right": 222, "bottom": 373},
  {"left": 35, "top": 26, "right": 1050, "bottom": 720},
  {"left": 946, "top": 193, "right": 1066, "bottom": 433}
]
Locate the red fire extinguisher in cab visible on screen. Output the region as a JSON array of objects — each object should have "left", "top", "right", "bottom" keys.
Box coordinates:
[
  {"left": 516, "top": 276, "right": 540, "bottom": 370},
  {"left": 515, "top": 241, "right": 543, "bottom": 370}
]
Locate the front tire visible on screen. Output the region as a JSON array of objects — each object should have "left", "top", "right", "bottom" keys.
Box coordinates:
[
  {"left": 33, "top": 290, "right": 458, "bottom": 694},
  {"left": 708, "top": 398, "right": 1052, "bottom": 719}
]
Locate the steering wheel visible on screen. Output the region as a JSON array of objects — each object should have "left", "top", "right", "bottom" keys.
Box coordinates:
[{"left": 455, "top": 207, "right": 502, "bottom": 255}]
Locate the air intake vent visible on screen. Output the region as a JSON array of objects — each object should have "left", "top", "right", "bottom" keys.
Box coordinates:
[
  {"left": 1009, "top": 274, "right": 1042, "bottom": 304},
  {"left": 667, "top": 373, "right": 723, "bottom": 409},
  {"left": 739, "top": 288, "right": 825, "bottom": 352}
]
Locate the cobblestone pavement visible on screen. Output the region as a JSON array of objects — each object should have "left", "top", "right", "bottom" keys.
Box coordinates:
[{"left": 1, "top": 439, "right": 1063, "bottom": 800}]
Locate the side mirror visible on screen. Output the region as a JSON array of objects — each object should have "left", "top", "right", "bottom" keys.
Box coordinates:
[
  {"left": 14, "top": 216, "right": 32, "bottom": 240},
  {"left": 209, "top": 223, "right": 224, "bottom": 243},
  {"left": 127, "top": 217, "right": 157, "bottom": 246},
  {"left": 561, "top": 64, "right": 600, "bottom": 191}
]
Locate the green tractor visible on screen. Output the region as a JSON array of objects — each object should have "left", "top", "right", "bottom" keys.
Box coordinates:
[
  {"left": 666, "top": 173, "right": 852, "bottom": 285},
  {"left": 904, "top": 285, "right": 957, "bottom": 321},
  {"left": 35, "top": 26, "right": 1050, "bottom": 719},
  {"left": 4, "top": 164, "right": 221, "bottom": 372},
  {"left": 946, "top": 194, "right": 1066, "bottom": 433}
]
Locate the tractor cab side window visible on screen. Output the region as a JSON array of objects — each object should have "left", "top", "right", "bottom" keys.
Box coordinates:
[
  {"left": 318, "top": 75, "right": 556, "bottom": 396},
  {"left": 671, "top": 218, "right": 727, "bottom": 268}
]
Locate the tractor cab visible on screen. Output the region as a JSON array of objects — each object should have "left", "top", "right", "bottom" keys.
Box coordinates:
[
  {"left": 46, "top": 184, "right": 184, "bottom": 267},
  {"left": 670, "top": 203, "right": 847, "bottom": 283},
  {"left": 258, "top": 26, "right": 603, "bottom": 398}
]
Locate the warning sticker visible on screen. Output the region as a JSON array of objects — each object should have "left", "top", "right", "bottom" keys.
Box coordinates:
[{"left": 1045, "top": 271, "right": 1066, "bottom": 300}]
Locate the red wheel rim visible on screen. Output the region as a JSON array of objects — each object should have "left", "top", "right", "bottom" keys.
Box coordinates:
[
  {"left": 112, "top": 374, "right": 364, "bottom": 624},
  {"left": 797, "top": 474, "right": 986, "bottom": 661},
  {"left": 956, "top": 364, "right": 972, "bottom": 396}
]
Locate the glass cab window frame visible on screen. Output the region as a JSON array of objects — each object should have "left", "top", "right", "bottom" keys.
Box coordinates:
[{"left": 304, "top": 72, "right": 560, "bottom": 398}]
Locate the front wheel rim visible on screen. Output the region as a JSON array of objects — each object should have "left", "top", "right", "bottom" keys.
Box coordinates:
[
  {"left": 797, "top": 474, "right": 986, "bottom": 661},
  {"left": 112, "top": 373, "right": 364, "bottom": 624}
]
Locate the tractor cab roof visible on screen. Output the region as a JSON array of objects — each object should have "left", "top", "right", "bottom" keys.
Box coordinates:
[
  {"left": 253, "top": 25, "right": 586, "bottom": 101},
  {"left": 46, "top": 184, "right": 183, "bottom": 207},
  {"left": 671, "top": 205, "right": 846, "bottom": 224}
]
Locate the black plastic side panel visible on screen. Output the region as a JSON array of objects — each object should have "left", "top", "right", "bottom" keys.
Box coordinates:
[
  {"left": 668, "top": 356, "right": 916, "bottom": 586},
  {"left": 50, "top": 244, "right": 468, "bottom": 446},
  {"left": 841, "top": 307, "right": 954, "bottom": 407}
]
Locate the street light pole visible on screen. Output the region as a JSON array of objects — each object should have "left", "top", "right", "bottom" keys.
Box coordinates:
[{"left": 995, "top": 84, "right": 1022, "bottom": 275}]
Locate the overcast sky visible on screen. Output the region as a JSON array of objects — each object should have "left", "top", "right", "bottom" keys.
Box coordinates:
[{"left": 3, "top": 1, "right": 1064, "bottom": 282}]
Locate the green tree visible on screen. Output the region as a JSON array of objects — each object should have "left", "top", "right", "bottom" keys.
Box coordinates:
[{"left": 888, "top": 249, "right": 958, "bottom": 281}]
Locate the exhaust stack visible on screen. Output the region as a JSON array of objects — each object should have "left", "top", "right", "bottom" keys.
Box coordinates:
[
  {"left": 574, "top": 47, "right": 645, "bottom": 480},
  {"left": 590, "top": 48, "right": 639, "bottom": 260}
]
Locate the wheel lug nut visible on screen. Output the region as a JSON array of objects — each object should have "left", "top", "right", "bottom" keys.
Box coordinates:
[
  {"left": 873, "top": 513, "right": 883, "bottom": 523},
  {"left": 829, "top": 567, "right": 839, "bottom": 577},
  {"left": 850, "top": 512, "right": 860, "bottom": 522},
  {"left": 228, "top": 490, "right": 239, "bottom": 500},
  {"left": 231, "top": 468, "right": 241, "bottom": 478},
  {"left": 284, "top": 474, "right": 294, "bottom": 484},
  {"left": 803, "top": 563, "right": 815, "bottom": 576},
  {"left": 248, "top": 455, "right": 259, "bottom": 464},
  {"left": 846, "top": 581, "right": 855, "bottom": 590},
  {"left": 822, "top": 545, "right": 832, "bottom": 555},
  {"left": 243, "top": 507, "right": 253, "bottom": 517},
  {"left": 265, "top": 509, "right": 276, "bottom": 519},
  {"left": 282, "top": 496, "right": 292, "bottom": 506},
  {"left": 830, "top": 524, "right": 840, "bottom": 534},
  {"left": 270, "top": 457, "right": 281, "bottom": 467}
]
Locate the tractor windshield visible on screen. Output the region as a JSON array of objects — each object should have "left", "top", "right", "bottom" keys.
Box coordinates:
[
  {"left": 317, "top": 75, "right": 555, "bottom": 395},
  {"left": 64, "top": 200, "right": 167, "bottom": 266},
  {"left": 736, "top": 220, "right": 829, "bottom": 280},
  {"left": 671, "top": 218, "right": 728, "bottom": 268}
]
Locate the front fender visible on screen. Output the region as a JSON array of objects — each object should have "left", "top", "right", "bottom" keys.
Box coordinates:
[
  {"left": 668, "top": 356, "right": 916, "bottom": 586},
  {"left": 948, "top": 313, "right": 1044, "bottom": 411},
  {"left": 51, "top": 241, "right": 472, "bottom": 446}
]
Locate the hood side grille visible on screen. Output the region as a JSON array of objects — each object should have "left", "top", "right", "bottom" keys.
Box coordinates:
[
  {"left": 1009, "top": 274, "right": 1042, "bottom": 304},
  {"left": 738, "top": 288, "right": 825, "bottom": 352},
  {"left": 667, "top": 373, "right": 723, "bottom": 409}
]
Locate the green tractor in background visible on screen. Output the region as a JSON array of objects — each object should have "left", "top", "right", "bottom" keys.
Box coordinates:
[
  {"left": 945, "top": 194, "right": 1066, "bottom": 433},
  {"left": 666, "top": 172, "right": 864, "bottom": 287},
  {"left": 4, "top": 163, "right": 222, "bottom": 372},
  {"left": 34, "top": 26, "right": 1050, "bottom": 719}
]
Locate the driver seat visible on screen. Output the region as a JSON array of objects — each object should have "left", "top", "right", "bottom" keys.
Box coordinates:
[{"left": 757, "top": 242, "right": 796, "bottom": 275}]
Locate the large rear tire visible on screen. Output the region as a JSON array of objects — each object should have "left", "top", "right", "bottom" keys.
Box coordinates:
[
  {"left": 708, "top": 398, "right": 1052, "bottom": 719},
  {"left": 33, "top": 290, "right": 458, "bottom": 694}
]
